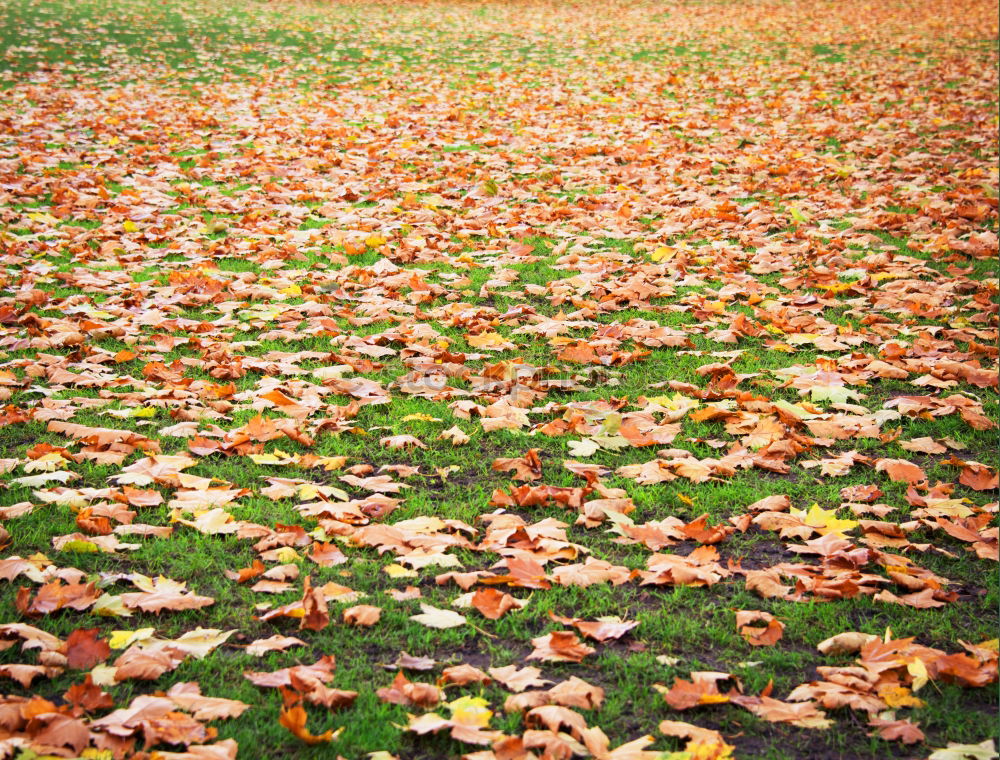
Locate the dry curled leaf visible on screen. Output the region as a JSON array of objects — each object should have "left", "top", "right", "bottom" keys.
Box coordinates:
[
  {"left": 735, "top": 611, "right": 785, "bottom": 647},
  {"left": 343, "top": 604, "right": 382, "bottom": 627}
]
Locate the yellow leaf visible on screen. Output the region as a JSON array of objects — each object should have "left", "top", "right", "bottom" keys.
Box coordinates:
[
  {"left": 63, "top": 540, "right": 98, "bottom": 553},
  {"left": 879, "top": 686, "right": 925, "bottom": 708},
  {"left": 384, "top": 563, "right": 417, "bottom": 579},
  {"left": 273, "top": 547, "right": 300, "bottom": 563},
  {"left": 467, "top": 332, "right": 509, "bottom": 348},
  {"left": 689, "top": 742, "right": 735, "bottom": 760},
  {"left": 401, "top": 413, "right": 441, "bottom": 423},
  {"left": 279, "top": 284, "right": 302, "bottom": 296},
  {"left": 109, "top": 627, "right": 156, "bottom": 649},
  {"left": 651, "top": 246, "right": 675, "bottom": 262},
  {"left": 82, "top": 749, "right": 114, "bottom": 760},
  {"left": 448, "top": 695, "right": 492, "bottom": 727},
  {"left": 792, "top": 504, "right": 858, "bottom": 536},
  {"left": 314, "top": 456, "right": 347, "bottom": 471},
  {"left": 906, "top": 657, "right": 929, "bottom": 692},
  {"left": 92, "top": 593, "right": 132, "bottom": 618},
  {"left": 123, "top": 220, "right": 138, "bottom": 233}
]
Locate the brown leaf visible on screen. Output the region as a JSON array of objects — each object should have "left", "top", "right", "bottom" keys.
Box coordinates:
[
  {"left": 63, "top": 675, "right": 114, "bottom": 715},
  {"left": 549, "top": 612, "right": 639, "bottom": 642},
  {"left": 63, "top": 627, "right": 111, "bottom": 669},
  {"left": 245, "top": 635, "right": 308, "bottom": 657},
  {"left": 656, "top": 672, "right": 738, "bottom": 710},
  {"left": 526, "top": 631, "right": 595, "bottom": 663},
  {"left": 868, "top": 716, "right": 925, "bottom": 744},
  {"left": 166, "top": 682, "right": 251, "bottom": 720},
  {"left": 376, "top": 671, "right": 442, "bottom": 707},
  {"left": 245, "top": 656, "right": 336, "bottom": 689},
  {"left": 492, "top": 449, "right": 543, "bottom": 482},
  {"left": 470, "top": 588, "right": 521, "bottom": 620},
  {"left": 488, "top": 664, "right": 553, "bottom": 693},
  {"left": 300, "top": 576, "right": 329, "bottom": 632},
  {"left": 735, "top": 610, "right": 784, "bottom": 647},
  {"left": 875, "top": 458, "right": 927, "bottom": 486},
  {"left": 343, "top": 604, "right": 381, "bottom": 626},
  {"left": 438, "top": 664, "right": 491, "bottom": 687}
]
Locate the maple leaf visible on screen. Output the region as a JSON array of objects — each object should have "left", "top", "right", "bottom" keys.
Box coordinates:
[
  {"left": 289, "top": 672, "right": 359, "bottom": 711},
  {"left": 868, "top": 714, "right": 925, "bottom": 744},
  {"left": 489, "top": 665, "right": 553, "bottom": 693},
  {"left": 789, "top": 504, "right": 858, "bottom": 537},
  {"left": 505, "top": 676, "right": 605, "bottom": 712},
  {"left": 166, "top": 682, "right": 251, "bottom": 720},
  {"left": 62, "top": 627, "right": 111, "bottom": 669},
  {"left": 245, "top": 635, "right": 307, "bottom": 656},
  {"left": 956, "top": 461, "right": 1000, "bottom": 491},
  {"left": 0, "top": 664, "right": 48, "bottom": 687},
  {"left": 244, "top": 656, "right": 337, "bottom": 689},
  {"left": 467, "top": 331, "right": 515, "bottom": 351},
  {"left": 120, "top": 587, "right": 215, "bottom": 614},
  {"left": 734, "top": 695, "right": 833, "bottom": 729},
  {"left": 551, "top": 557, "right": 633, "bottom": 588},
  {"left": 439, "top": 664, "right": 492, "bottom": 687},
  {"left": 655, "top": 672, "right": 737, "bottom": 710},
  {"left": 439, "top": 425, "right": 470, "bottom": 445},
  {"left": 377, "top": 671, "right": 442, "bottom": 707},
  {"left": 16, "top": 580, "right": 100, "bottom": 616},
  {"left": 492, "top": 449, "right": 543, "bottom": 481},
  {"left": 550, "top": 612, "right": 639, "bottom": 642},
  {"left": 680, "top": 513, "right": 735, "bottom": 544},
  {"left": 111, "top": 643, "right": 188, "bottom": 681},
  {"left": 875, "top": 458, "right": 928, "bottom": 486},
  {"left": 380, "top": 434, "right": 427, "bottom": 450},
  {"left": 470, "top": 588, "right": 522, "bottom": 620},
  {"left": 527, "top": 631, "right": 595, "bottom": 663},
  {"left": 309, "top": 541, "right": 348, "bottom": 568},
  {"left": 63, "top": 675, "right": 114, "bottom": 715}
]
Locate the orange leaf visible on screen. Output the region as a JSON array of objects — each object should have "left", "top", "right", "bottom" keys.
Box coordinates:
[{"left": 278, "top": 704, "right": 336, "bottom": 745}]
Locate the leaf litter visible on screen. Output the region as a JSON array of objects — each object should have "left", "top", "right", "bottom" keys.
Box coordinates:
[{"left": 0, "top": 0, "right": 997, "bottom": 757}]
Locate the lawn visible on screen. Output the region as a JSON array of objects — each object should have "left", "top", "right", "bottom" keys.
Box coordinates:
[{"left": 0, "top": 0, "right": 997, "bottom": 758}]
